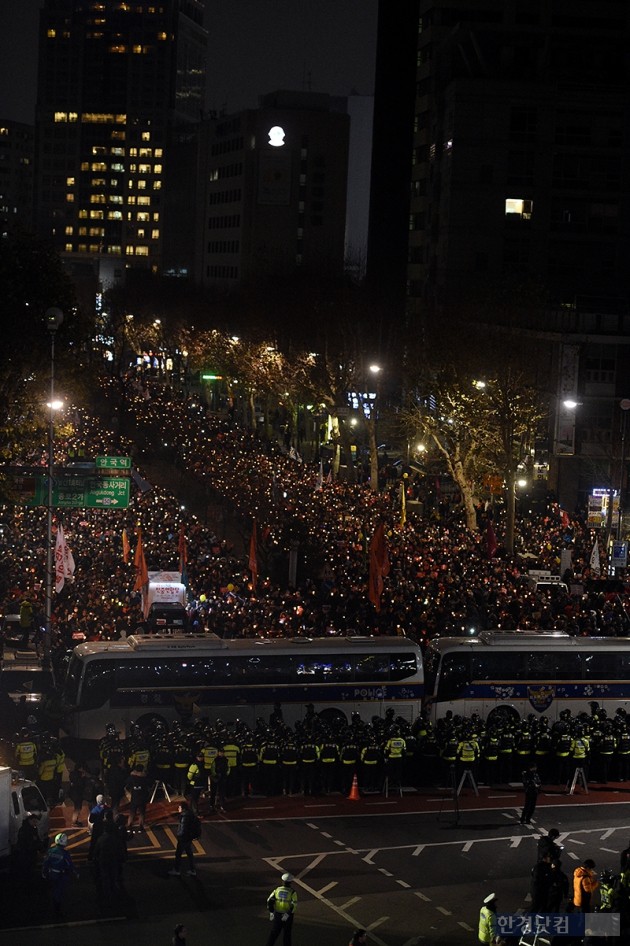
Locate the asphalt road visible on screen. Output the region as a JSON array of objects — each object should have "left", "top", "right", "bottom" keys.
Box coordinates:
[{"left": 3, "top": 792, "right": 629, "bottom": 946}]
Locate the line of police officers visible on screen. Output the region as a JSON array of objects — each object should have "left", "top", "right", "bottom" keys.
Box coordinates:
[
  {"left": 13, "top": 721, "right": 65, "bottom": 804},
  {"left": 94, "top": 701, "right": 630, "bottom": 804}
]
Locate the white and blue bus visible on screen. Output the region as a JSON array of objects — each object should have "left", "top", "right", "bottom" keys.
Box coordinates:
[
  {"left": 424, "top": 630, "right": 630, "bottom": 725},
  {"left": 60, "top": 634, "right": 424, "bottom": 740}
]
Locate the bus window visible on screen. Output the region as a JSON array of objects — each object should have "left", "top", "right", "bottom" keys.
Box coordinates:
[
  {"left": 296, "top": 656, "right": 353, "bottom": 682},
  {"left": 355, "top": 654, "right": 390, "bottom": 681},
  {"left": 82, "top": 660, "right": 116, "bottom": 709},
  {"left": 390, "top": 653, "right": 419, "bottom": 681},
  {"left": 245, "top": 655, "right": 295, "bottom": 684},
  {"left": 583, "top": 652, "right": 618, "bottom": 680},
  {"left": 527, "top": 651, "right": 581, "bottom": 680},
  {"left": 472, "top": 652, "right": 524, "bottom": 681},
  {"left": 438, "top": 653, "right": 471, "bottom": 700}
]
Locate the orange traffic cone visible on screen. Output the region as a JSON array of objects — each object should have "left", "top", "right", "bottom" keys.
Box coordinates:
[{"left": 348, "top": 774, "right": 360, "bottom": 801}]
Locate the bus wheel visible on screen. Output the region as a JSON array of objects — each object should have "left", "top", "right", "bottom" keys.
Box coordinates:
[
  {"left": 318, "top": 708, "right": 347, "bottom": 726},
  {"left": 487, "top": 705, "right": 520, "bottom": 727},
  {"left": 135, "top": 712, "right": 167, "bottom": 734}
]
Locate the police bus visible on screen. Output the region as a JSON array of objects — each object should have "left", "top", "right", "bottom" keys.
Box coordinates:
[
  {"left": 424, "top": 631, "right": 630, "bottom": 725},
  {"left": 60, "top": 634, "right": 424, "bottom": 741}
]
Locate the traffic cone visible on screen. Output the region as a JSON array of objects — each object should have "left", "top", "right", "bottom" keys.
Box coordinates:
[{"left": 348, "top": 773, "right": 360, "bottom": 801}]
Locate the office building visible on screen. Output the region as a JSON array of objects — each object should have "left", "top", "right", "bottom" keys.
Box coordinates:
[
  {"left": 195, "top": 90, "right": 350, "bottom": 289},
  {"left": 34, "top": 0, "right": 207, "bottom": 288},
  {"left": 0, "top": 120, "right": 34, "bottom": 237}
]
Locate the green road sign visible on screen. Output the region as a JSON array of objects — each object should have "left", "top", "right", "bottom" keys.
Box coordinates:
[
  {"left": 24, "top": 475, "right": 130, "bottom": 509},
  {"left": 95, "top": 456, "right": 132, "bottom": 470}
]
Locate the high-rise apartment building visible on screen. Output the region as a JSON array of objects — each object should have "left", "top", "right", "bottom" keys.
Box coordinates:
[
  {"left": 407, "top": 0, "right": 630, "bottom": 317},
  {"left": 34, "top": 0, "right": 207, "bottom": 287},
  {"left": 0, "top": 120, "right": 34, "bottom": 237},
  {"left": 195, "top": 91, "right": 350, "bottom": 288},
  {"left": 368, "top": 0, "right": 630, "bottom": 509}
]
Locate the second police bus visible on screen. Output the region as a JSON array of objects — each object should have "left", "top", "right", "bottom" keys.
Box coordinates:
[
  {"left": 60, "top": 634, "right": 424, "bottom": 741},
  {"left": 424, "top": 630, "right": 630, "bottom": 724}
]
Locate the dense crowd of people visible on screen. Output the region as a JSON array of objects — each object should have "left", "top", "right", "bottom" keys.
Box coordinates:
[{"left": 1, "top": 375, "right": 628, "bottom": 666}]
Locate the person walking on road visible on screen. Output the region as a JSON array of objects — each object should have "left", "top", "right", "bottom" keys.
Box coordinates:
[
  {"left": 42, "top": 832, "right": 77, "bottom": 918},
  {"left": 530, "top": 853, "right": 553, "bottom": 913},
  {"left": 349, "top": 930, "right": 367, "bottom": 946},
  {"left": 172, "top": 923, "right": 187, "bottom": 946},
  {"left": 265, "top": 871, "right": 298, "bottom": 946},
  {"left": 168, "top": 801, "right": 197, "bottom": 877},
  {"left": 520, "top": 763, "right": 541, "bottom": 824},
  {"left": 478, "top": 892, "right": 502, "bottom": 946}
]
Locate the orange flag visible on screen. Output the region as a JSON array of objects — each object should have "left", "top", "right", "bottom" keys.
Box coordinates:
[
  {"left": 249, "top": 520, "right": 258, "bottom": 589},
  {"left": 133, "top": 528, "right": 149, "bottom": 592},
  {"left": 368, "top": 522, "right": 390, "bottom": 612},
  {"left": 122, "top": 528, "right": 130, "bottom": 564}
]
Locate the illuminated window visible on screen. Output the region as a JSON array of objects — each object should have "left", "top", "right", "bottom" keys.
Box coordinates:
[
  {"left": 157, "top": 32, "right": 167, "bottom": 40},
  {"left": 137, "top": 212, "right": 149, "bottom": 221},
  {"left": 107, "top": 211, "right": 123, "bottom": 220},
  {"left": 110, "top": 195, "right": 123, "bottom": 204},
  {"left": 108, "top": 245, "right": 122, "bottom": 254},
  {"left": 151, "top": 229, "right": 159, "bottom": 240},
  {"left": 89, "top": 227, "right": 104, "bottom": 237},
  {"left": 137, "top": 196, "right": 150, "bottom": 205},
  {"left": 79, "top": 227, "right": 87, "bottom": 235},
  {"left": 125, "top": 246, "right": 134, "bottom": 255},
  {"left": 89, "top": 244, "right": 100, "bottom": 252},
  {"left": 139, "top": 148, "right": 152, "bottom": 157},
  {"left": 153, "top": 180, "right": 161, "bottom": 190},
  {"left": 90, "top": 194, "right": 106, "bottom": 204},
  {"left": 111, "top": 163, "right": 124, "bottom": 172},
  {"left": 137, "top": 228, "right": 145, "bottom": 238},
  {"left": 92, "top": 146, "right": 107, "bottom": 154},
  {"left": 505, "top": 198, "right": 533, "bottom": 220},
  {"left": 154, "top": 148, "right": 163, "bottom": 157},
  {"left": 111, "top": 130, "right": 125, "bottom": 140},
  {"left": 65, "top": 226, "right": 73, "bottom": 235},
  {"left": 129, "top": 148, "right": 138, "bottom": 157},
  {"left": 66, "top": 193, "right": 74, "bottom": 202},
  {"left": 81, "top": 162, "right": 89, "bottom": 171},
  {"left": 54, "top": 112, "right": 68, "bottom": 122},
  {"left": 48, "top": 29, "right": 57, "bottom": 38},
  {"left": 135, "top": 246, "right": 149, "bottom": 256},
  {"left": 69, "top": 112, "right": 78, "bottom": 122},
  {"left": 128, "top": 196, "right": 136, "bottom": 205},
  {"left": 89, "top": 210, "right": 104, "bottom": 219},
  {"left": 65, "top": 243, "right": 72, "bottom": 252},
  {"left": 139, "top": 164, "right": 151, "bottom": 173},
  {"left": 66, "top": 176, "right": 75, "bottom": 186},
  {"left": 133, "top": 45, "right": 142, "bottom": 53},
  {"left": 108, "top": 45, "right": 127, "bottom": 53},
  {"left": 91, "top": 178, "right": 106, "bottom": 187},
  {"left": 137, "top": 180, "right": 146, "bottom": 190},
  {"left": 111, "top": 147, "right": 125, "bottom": 156},
  {"left": 153, "top": 213, "right": 159, "bottom": 222},
  {"left": 141, "top": 132, "right": 151, "bottom": 141},
  {"left": 78, "top": 244, "right": 87, "bottom": 252},
  {"left": 154, "top": 164, "right": 162, "bottom": 174},
  {"left": 78, "top": 210, "right": 88, "bottom": 219}
]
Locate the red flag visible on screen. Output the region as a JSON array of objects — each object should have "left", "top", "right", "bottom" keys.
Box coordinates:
[
  {"left": 249, "top": 520, "right": 258, "bottom": 589},
  {"left": 122, "top": 528, "right": 130, "bottom": 565},
  {"left": 178, "top": 524, "right": 188, "bottom": 571},
  {"left": 561, "top": 509, "right": 570, "bottom": 529},
  {"left": 368, "top": 522, "right": 390, "bottom": 612},
  {"left": 133, "top": 528, "right": 149, "bottom": 593},
  {"left": 486, "top": 520, "right": 497, "bottom": 559}
]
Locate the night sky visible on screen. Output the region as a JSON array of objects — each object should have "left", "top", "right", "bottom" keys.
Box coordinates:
[{"left": 0, "top": 0, "right": 378, "bottom": 124}]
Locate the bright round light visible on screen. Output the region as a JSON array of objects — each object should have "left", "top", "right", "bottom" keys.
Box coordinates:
[
  {"left": 47, "top": 399, "right": 64, "bottom": 411},
  {"left": 563, "top": 399, "right": 579, "bottom": 409},
  {"left": 517, "top": 478, "right": 528, "bottom": 489}
]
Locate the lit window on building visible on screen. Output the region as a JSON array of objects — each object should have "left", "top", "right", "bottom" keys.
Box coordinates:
[
  {"left": 47, "top": 29, "right": 56, "bottom": 38},
  {"left": 66, "top": 193, "right": 74, "bottom": 202},
  {"left": 151, "top": 229, "right": 159, "bottom": 240},
  {"left": 65, "top": 226, "right": 73, "bottom": 235},
  {"left": 505, "top": 198, "right": 533, "bottom": 219},
  {"left": 153, "top": 180, "right": 161, "bottom": 190},
  {"left": 154, "top": 164, "right": 162, "bottom": 174},
  {"left": 66, "top": 177, "right": 75, "bottom": 186},
  {"left": 65, "top": 243, "right": 72, "bottom": 252},
  {"left": 141, "top": 132, "right": 151, "bottom": 141},
  {"left": 137, "top": 196, "right": 151, "bottom": 205}
]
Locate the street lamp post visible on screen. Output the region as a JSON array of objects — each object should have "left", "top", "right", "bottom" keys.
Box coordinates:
[
  {"left": 618, "top": 399, "right": 630, "bottom": 541},
  {"left": 44, "top": 307, "right": 63, "bottom": 669},
  {"left": 367, "top": 363, "right": 381, "bottom": 492}
]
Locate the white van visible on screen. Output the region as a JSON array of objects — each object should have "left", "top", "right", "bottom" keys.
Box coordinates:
[{"left": 9, "top": 774, "right": 49, "bottom": 850}]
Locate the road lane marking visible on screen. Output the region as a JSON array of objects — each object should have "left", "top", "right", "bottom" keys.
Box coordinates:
[
  {"left": 601, "top": 829, "right": 615, "bottom": 840},
  {"left": 567, "top": 851, "right": 579, "bottom": 860},
  {"left": 367, "top": 917, "right": 389, "bottom": 931},
  {"left": 305, "top": 804, "right": 335, "bottom": 809},
  {"left": 163, "top": 826, "right": 178, "bottom": 847},
  {"left": 306, "top": 823, "right": 319, "bottom": 829},
  {"left": 317, "top": 881, "right": 338, "bottom": 896},
  {"left": 462, "top": 841, "right": 473, "bottom": 852},
  {"left": 341, "top": 897, "right": 361, "bottom": 911},
  {"left": 489, "top": 794, "right": 517, "bottom": 798},
  {"left": 510, "top": 837, "right": 523, "bottom": 848},
  {"left": 397, "top": 879, "right": 411, "bottom": 888},
  {"left": 415, "top": 891, "right": 431, "bottom": 902},
  {"left": 363, "top": 849, "right": 378, "bottom": 864},
  {"left": 322, "top": 832, "right": 333, "bottom": 839},
  {"left": 436, "top": 906, "right": 452, "bottom": 916},
  {"left": 378, "top": 868, "right": 393, "bottom": 877},
  {"left": 458, "top": 922, "right": 474, "bottom": 931},
  {"left": 601, "top": 847, "right": 618, "bottom": 854},
  {"left": 144, "top": 828, "right": 161, "bottom": 849},
  {"left": 334, "top": 839, "right": 345, "bottom": 846},
  {"left": 413, "top": 845, "right": 425, "bottom": 856}
]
